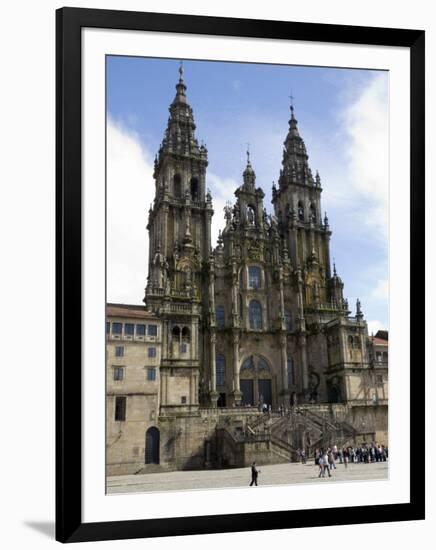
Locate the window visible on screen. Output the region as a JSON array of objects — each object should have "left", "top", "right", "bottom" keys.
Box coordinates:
[
  {"left": 115, "top": 346, "right": 124, "bottom": 357},
  {"left": 376, "top": 374, "right": 383, "bottom": 385},
  {"left": 113, "top": 367, "right": 124, "bottom": 381},
  {"left": 180, "top": 343, "right": 187, "bottom": 353},
  {"left": 249, "top": 300, "right": 263, "bottom": 330},
  {"left": 125, "top": 323, "right": 134, "bottom": 336},
  {"left": 284, "top": 312, "right": 292, "bottom": 331},
  {"left": 148, "top": 324, "right": 158, "bottom": 337},
  {"left": 112, "top": 322, "right": 122, "bottom": 335},
  {"left": 115, "top": 396, "right": 126, "bottom": 421},
  {"left": 182, "top": 326, "right": 190, "bottom": 341},
  {"left": 181, "top": 396, "right": 187, "bottom": 404},
  {"left": 148, "top": 347, "right": 156, "bottom": 358},
  {"left": 216, "top": 305, "right": 225, "bottom": 329},
  {"left": 287, "top": 358, "right": 295, "bottom": 386},
  {"left": 147, "top": 368, "right": 156, "bottom": 381},
  {"left": 136, "top": 324, "right": 146, "bottom": 336},
  {"left": 173, "top": 174, "right": 182, "bottom": 198},
  {"left": 310, "top": 204, "right": 317, "bottom": 223},
  {"left": 190, "top": 177, "right": 199, "bottom": 200},
  {"left": 248, "top": 266, "right": 262, "bottom": 289},
  {"left": 298, "top": 202, "right": 305, "bottom": 221},
  {"left": 216, "top": 354, "right": 226, "bottom": 386},
  {"left": 258, "top": 358, "right": 269, "bottom": 371},
  {"left": 239, "top": 268, "right": 244, "bottom": 288},
  {"left": 106, "top": 322, "right": 110, "bottom": 334}
]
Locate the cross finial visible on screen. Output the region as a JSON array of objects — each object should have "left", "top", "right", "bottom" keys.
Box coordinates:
[
  {"left": 289, "top": 91, "right": 295, "bottom": 113},
  {"left": 178, "top": 60, "right": 184, "bottom": 80}
]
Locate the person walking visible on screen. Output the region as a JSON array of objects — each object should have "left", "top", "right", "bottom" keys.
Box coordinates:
[
  {"left": 318, "top": 453, "right": 325, "bottom": 478},
  {"left": 343, "top": 447, "right": 349, "bottom": 468},
  {"left": 328, "top": 449, "right": 336, "bottom": 470},
  {"left": 323, "top": 450, "right": 332, "bottom": 477},
  {"left": 249, "top": 462, "right": 259, "bottom": 486}
]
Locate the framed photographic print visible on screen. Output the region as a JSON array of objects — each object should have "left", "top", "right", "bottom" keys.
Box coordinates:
[{"left": 56, "top": 7, "right": 425, "bottom": 543}]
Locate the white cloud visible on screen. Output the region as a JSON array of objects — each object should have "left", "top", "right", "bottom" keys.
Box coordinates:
[
  {"left": 339, "top": 73, "right": 389, "bottom": 235},
  {"left": 367, "top": 319, "right": 387, "bottom": 336},
  {"left": 371, "top": 278, "right": 388, "bottom": 301},
  {"left": 107, "top": 118, "right": 154, "bottom": 304}
]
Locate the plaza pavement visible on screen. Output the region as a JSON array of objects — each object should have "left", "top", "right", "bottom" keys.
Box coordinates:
[{"left": 107, "top": 460, "right": 388, "bottom": 494}]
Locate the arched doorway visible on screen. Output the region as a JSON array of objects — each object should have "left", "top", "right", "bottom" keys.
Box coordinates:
[
  {"left": 145, "top": 427, "right": 160, "bottom": 464},
  {"left": 239, "top": 355, "right": 272, "bottom": 408}
]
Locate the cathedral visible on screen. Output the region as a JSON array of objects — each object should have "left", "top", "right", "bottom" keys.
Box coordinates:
[{"left": 106, "top": 65, "right": 388, "bottom": 475}]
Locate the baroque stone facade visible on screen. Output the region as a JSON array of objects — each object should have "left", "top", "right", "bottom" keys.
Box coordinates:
[{"left": 106, "top": 66, "right": 388, "bottom": 476}]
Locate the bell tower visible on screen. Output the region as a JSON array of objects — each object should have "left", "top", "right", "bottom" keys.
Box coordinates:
[
  {"left": 144, "top": 64, "right": 213, "bottom": 414},
  {"left": 272, "top": 102, "right": 341, "bottom": 314}
]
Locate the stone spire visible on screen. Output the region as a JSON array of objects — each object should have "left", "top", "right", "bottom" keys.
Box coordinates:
[
  {"left": 242, "top": 148, "right": 256, "bottom": 189},
  {"left": 279, "top": 102, "right": 314, "bottom": 189},
  {"left": 156, "top": 62, "right": 207, "bottom": 164}
]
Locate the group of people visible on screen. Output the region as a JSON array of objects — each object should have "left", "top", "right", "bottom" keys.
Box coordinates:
[
  {"left": 249, "top": 442, "right": 388, "bottom": 485},
  {"left": 313, "top": 443, "right": 389, "bottom": 478}
]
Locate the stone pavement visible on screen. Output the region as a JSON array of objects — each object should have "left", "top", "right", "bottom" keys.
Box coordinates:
[{"left": 107, "top": 460, "right": 388, "bottom": 494}]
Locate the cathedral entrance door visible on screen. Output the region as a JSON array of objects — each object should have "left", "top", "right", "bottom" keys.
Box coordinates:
[
  {"left": 240, "top": 355, "right": 273, "bottom": 408},
  {"left": 258, "top": 379, "right": 272, "bottom": 408},
  {"left": 240, "top": 379, "right": 254, "bottom": 406}
]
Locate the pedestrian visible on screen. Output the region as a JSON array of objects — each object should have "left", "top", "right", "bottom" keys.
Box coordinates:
[
  {"left": 343, "top": 447, "right": 349, "bottom": 468},
  {"left": 318, "top": 453, "right": 325, "bottom": 478},
  {"left": 328, "top": 449, "right": 336, "bottom": 470},
  {"left": 249, "top": 462, "right": 259, "bottom": 486},
  {"left": 323, "top": 450, "right": 332, "bottom": 477}
]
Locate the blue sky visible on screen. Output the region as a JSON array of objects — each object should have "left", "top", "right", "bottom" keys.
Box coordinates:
[{"left": 106, "top": 56, "right": 389, "bottom": 333}]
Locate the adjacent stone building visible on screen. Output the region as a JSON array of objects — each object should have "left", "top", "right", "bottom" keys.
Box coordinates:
[{"left": 106, "top": 65, "right": 389, "bottom": 476}]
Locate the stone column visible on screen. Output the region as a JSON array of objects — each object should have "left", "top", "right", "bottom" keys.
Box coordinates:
[
  {"left": 189, "top": 369, "right": 195, "bottom": 406},
  {"left": 280, "top": 332, "right": 289, "bottom": 397},
  {"left": 209, "top": 331, "right": 219, "bottom": 407},
  {"left": 299, "top": 333, "right": 309, "bottom": 394},
  {"left": 230, "top": 331, "right": 242, "bottom": 405}
]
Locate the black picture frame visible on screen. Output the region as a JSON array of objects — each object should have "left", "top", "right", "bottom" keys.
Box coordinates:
[{"left": 56, "top": 7, "right": 425, "bottom": 543}]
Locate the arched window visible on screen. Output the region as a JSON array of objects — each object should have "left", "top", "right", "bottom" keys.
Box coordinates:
[
  {"left": 241, "top": 357, "right": 255, "bottom": 372},
  {"left": 248, "top": 266, "right": 262, "bottom": 289},
  {"left": 190, "top": 177, "right": 199, "bottom": 200},
  {"left": 172, "top": 326, "right": 180, "bottom": 339},
  {"left": 298, "top": 201, "right": 304, "bottom": 221},
  {"left": 181, "top": 326, "right": 190, "bottom": 342},
  {"left": 247, "top": 205, "right": 256, "bottom": 225},
  {"left": 173, "top": 174, "right": 182, "bottom": 198},
  {"left": 215, "top": 305, "right": 225, "bottom": 329},
  {"left": 287, "top": 358, "right": 295, "bottom": 386},
  {"left": 310, "top": 204, "right": 317, "bottom": 223},
  {"left": 216, "top": 354, "right": 226, "bottom": 386},
  {"left": 249, "top": 300, "right": 263, "bottom": 330},
  {"left": 145, "top": 427, "right": 160, "bottom": 464},
  {"left": 258, "top": 358, "right": 269, "bottom": 371}
]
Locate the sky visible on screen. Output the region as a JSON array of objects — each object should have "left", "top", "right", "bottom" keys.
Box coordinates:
[{"left": 106, "top": 56, "right": 389, "bottom": 334}]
